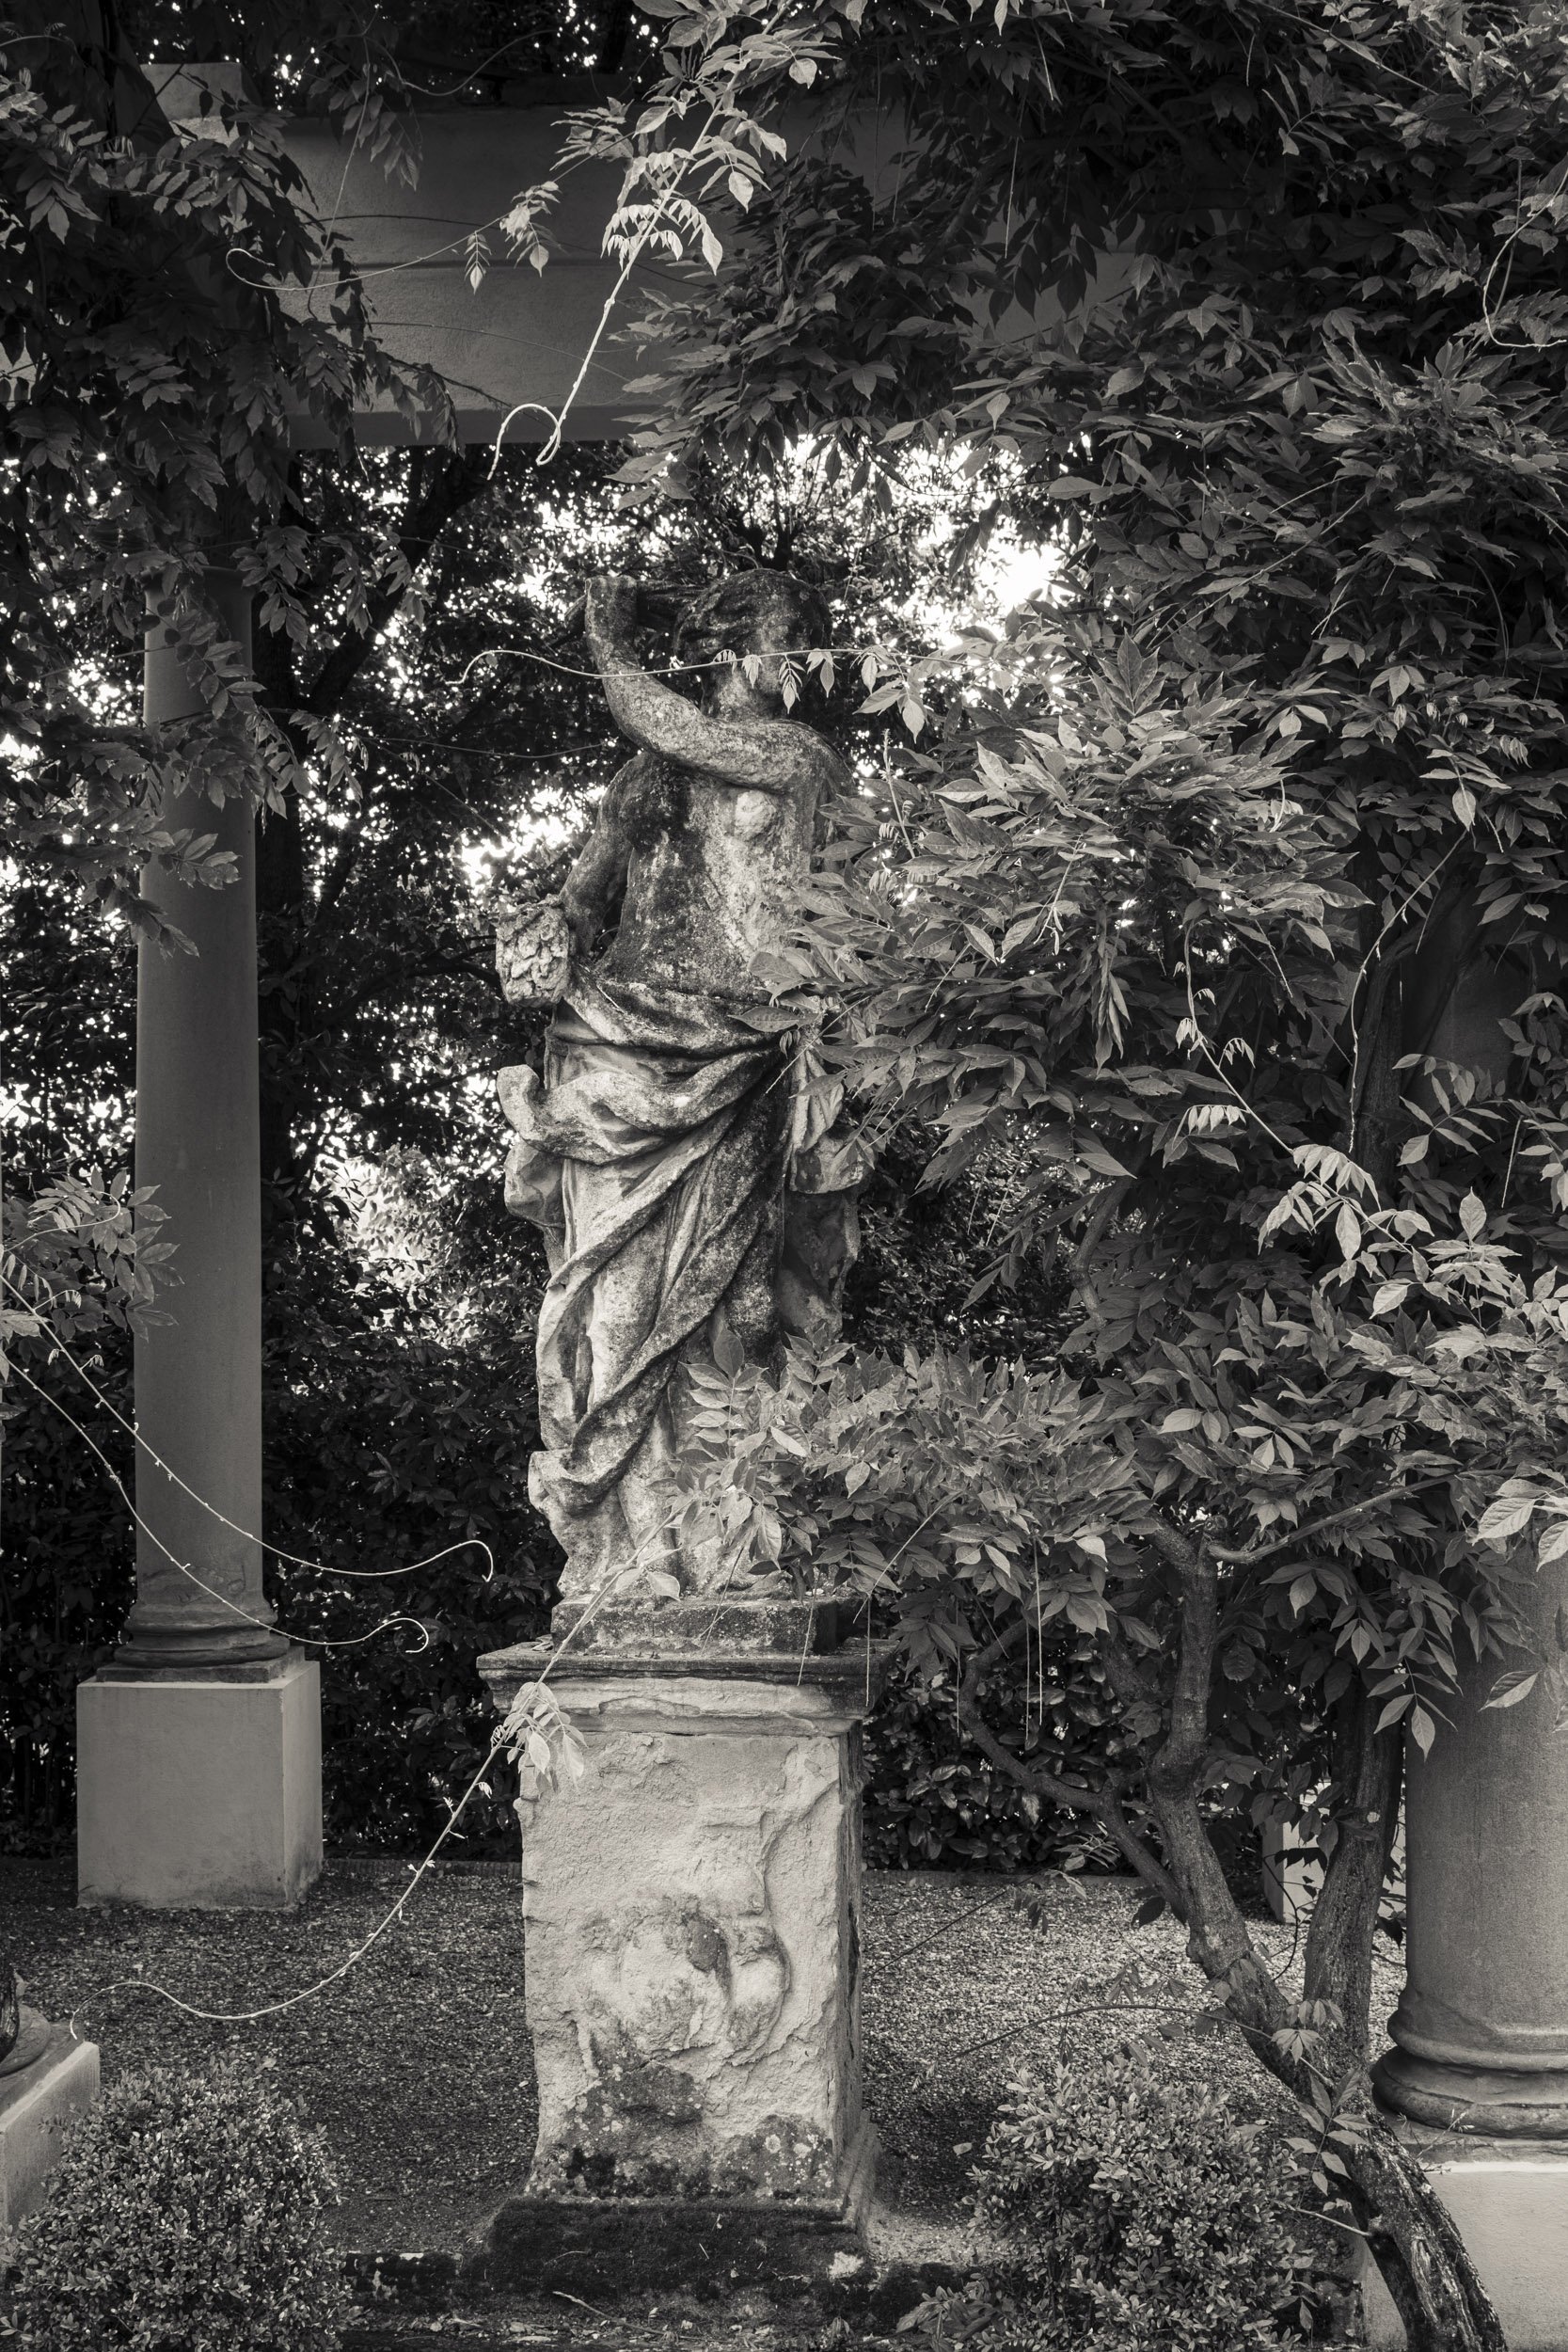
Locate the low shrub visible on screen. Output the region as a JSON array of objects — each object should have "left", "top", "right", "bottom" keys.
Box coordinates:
[
  {"left": 4, "top": 2059, "right": 354, "bottom": 2352},
  {"left": 941, "top": 2053, "right": 1308, "bottom": 2352}
]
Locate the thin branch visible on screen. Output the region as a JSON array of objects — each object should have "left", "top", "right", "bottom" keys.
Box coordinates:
[
  {"left": 959, "top": 1627, "right": 1181, "bottom": 1908},
  {"left": 303, "top": 450, "right": 491, "bottom": 720},
  {"left": 1209, "top": 1476, "right": 1449, "bottom": 1566}
]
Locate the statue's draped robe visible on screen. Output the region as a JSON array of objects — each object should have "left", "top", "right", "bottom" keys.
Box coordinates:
[{"left": 500, "top": 970, "right": 796, "bottom": 1593}]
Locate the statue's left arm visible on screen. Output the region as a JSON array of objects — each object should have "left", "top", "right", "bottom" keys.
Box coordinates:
[{"left": 584, "top": 576, "right": 837, "bottom": 795}]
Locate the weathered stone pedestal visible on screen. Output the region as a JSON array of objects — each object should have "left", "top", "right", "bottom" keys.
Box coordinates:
[
  {"left": 1367, "top": 1549, "right": 1568, "bottom": 2346},
  {"left": 0, "top": 2029, "right": 100, "bottom": 2233},
  {"left": 476, "top": 1601, "right": 884, "bottom": 2293}
]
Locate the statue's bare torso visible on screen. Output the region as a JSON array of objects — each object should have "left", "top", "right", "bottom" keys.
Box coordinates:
[{"left": 572, "top": 746, "right": 824, "bottom": 1003}]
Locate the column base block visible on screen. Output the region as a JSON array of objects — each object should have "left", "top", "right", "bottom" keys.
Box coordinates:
[
  {"left": 76, "top": 1654, "right": 322, "bottom": 1909},
  {"left": 0, "top": 2029, "right": 101, "bottom": 2233},
  {"left": 1375, "top": 2043, "right": 1568, "bottom": 2137},
  {"left": 1362, "top": 2137, "right": 1568, "bottom": 2349}
]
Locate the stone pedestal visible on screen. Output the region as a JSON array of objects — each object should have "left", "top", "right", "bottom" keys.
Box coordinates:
[
  {"left": 476, "top": 1602, "right": 884, "bottom": 2288},
  {"left": 76, "top": 1654, "right": 322, "bottom": 1909},
  {"left": 0, "top": 2029, "right": 100, "bottom": 2232}
]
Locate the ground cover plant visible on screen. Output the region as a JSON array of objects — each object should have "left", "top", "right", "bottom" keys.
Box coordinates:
[
  {"left": 0, "top": 1859, "right": 1365, "bottom": 2312},
  {"left": 4, "top": 2056, "right": 353, "bottom": 2352},
  {"left": 953, "top": 2055, "right": 1310, "bottom": 2352}
]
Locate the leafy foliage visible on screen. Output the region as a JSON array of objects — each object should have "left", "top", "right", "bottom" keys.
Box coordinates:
[
  {"left": 3, "top": 2058, "right": 353, "bottom": 2352},
  {"left": 863, "top": 1654, "right": 1122, "bottom": 1876},
  {"left": 610, "top": 7, "right": 1568, "bottom": 2334},
  {"left": 0, "top": 1181, "right": 553, "bottom": 1854},
  {"left": 261, "top": 1176, "right": 554, "bottom": 1851},
  {"left": 0, "top": 1334, "right": 135, "bottom": 1851},
  {"left": 917, "top": 2054, "right": 1309, "bottom": 2352},
  {"left": 0, "top": 17, "right": 451, "bottom": 919}
]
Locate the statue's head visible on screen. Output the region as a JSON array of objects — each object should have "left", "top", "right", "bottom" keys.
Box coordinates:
[{"left": 673, "top": 570, "right": 831, "bottom": 719}]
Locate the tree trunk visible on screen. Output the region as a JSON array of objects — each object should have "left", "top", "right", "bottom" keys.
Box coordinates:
[
  {"left": 1302, "top": 1684, "right": 1402, "bottom": 2059},
  {"left": 953, "top": 1495, "right": 1506, "bottom": 2340},
  {"left": 1143, "top": 1769, "right": 1507, "bottom": 2350},
  {"left": 1343, "top": 2104, "right": 1508, "bottom": 2352}
]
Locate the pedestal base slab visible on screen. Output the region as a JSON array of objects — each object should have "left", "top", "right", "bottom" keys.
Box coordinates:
[
  {"left": 76, "top": 1654, "right": 322, "bottom": 1908},
  {"left": 471, "top": 2122, "right": 878, "bottom": 2296},
  {"left": 1361, "top": 2137, "right": 1568, "bottom": 2349},
  {"left": 0, "top": 2029, "right": 100, "bottom": 2232}
]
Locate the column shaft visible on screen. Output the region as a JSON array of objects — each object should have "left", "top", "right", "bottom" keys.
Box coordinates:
[
  {"left": 76, "top": 565, "right": 322, "bottom": 1910},
  {"left": 121, "top": 566, "right": 280, "bottom": 1666},
  {"left": 1374, "top": 1549, "right": 1568, "bottom": 2134}
]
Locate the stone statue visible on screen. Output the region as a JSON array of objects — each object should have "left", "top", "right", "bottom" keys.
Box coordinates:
[{"left": 496, "top": 571, "right": 866, "bottom": 1605}]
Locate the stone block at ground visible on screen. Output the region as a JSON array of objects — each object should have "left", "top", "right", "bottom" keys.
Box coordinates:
[
  {"left": 0, "top": 2030, "right": 99, "bottom": 2233},
  {"left": 1362, "top": 2144, "right": 1568, "bottom": 2349},
  {"left": 76, "top": 1655, "right": 322, "bottom": 1909}
]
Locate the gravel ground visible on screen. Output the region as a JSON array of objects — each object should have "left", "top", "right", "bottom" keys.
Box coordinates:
[
  {"left": 0, "top": 1855, "right": 534, "bottom": 2252},
  {"left": 0, "top": 1855, "right": 1404, "bottom": 2263},
  {"left": 860, "top": 1869, "right": 1402, "bottom": 2252}
]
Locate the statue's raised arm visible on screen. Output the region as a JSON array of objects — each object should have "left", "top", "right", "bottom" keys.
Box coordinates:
[
  {"left": 495, "top": 567, "right": 864, "bottom": 1612},
  {"left": 584, "top": 573, "right": 839, "bottom": 798}
]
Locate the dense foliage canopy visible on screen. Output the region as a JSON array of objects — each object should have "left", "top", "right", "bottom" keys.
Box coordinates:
[{"left": 613, "top": 7, "right": 1568, "bottom": 2342}]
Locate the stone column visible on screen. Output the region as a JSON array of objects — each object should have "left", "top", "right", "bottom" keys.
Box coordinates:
[
  {"left": 75, "top": 567, "right": 321, "bottom": 1908},
  {"left": 1354, "top": 951, "right": 1568, "bottom": 2344},
  {"left": 475, "top": 1600, "right": 884, "bottom": 2296},
  {"left": 1375, "top": 1551, "right": 1568, "bottom": 2137},
  {"left": 1365, "top": 1553, "right": 1568, "bottom": 2345}
]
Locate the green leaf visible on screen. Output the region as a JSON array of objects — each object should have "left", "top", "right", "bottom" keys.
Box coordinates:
[
  {"left": 1482, "top": 1670, "right": 1539, "bottom": 1712},
  {"left": 1478, "top": 1496, "right": 1534, "bottom": 1543}
]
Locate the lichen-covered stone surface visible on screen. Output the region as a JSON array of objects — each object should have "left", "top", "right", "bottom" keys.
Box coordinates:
[{"left": 514, "top": 1666, "right": 870, "bottom": 2208}]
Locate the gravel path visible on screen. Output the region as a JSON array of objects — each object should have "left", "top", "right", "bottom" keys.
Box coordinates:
[
  {"left": 860, "top": 1869, "right": 1402, "bottom": 2253},
  {"left": 0, "top": 1856, "right": 1405, "bottom": 2261}
]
